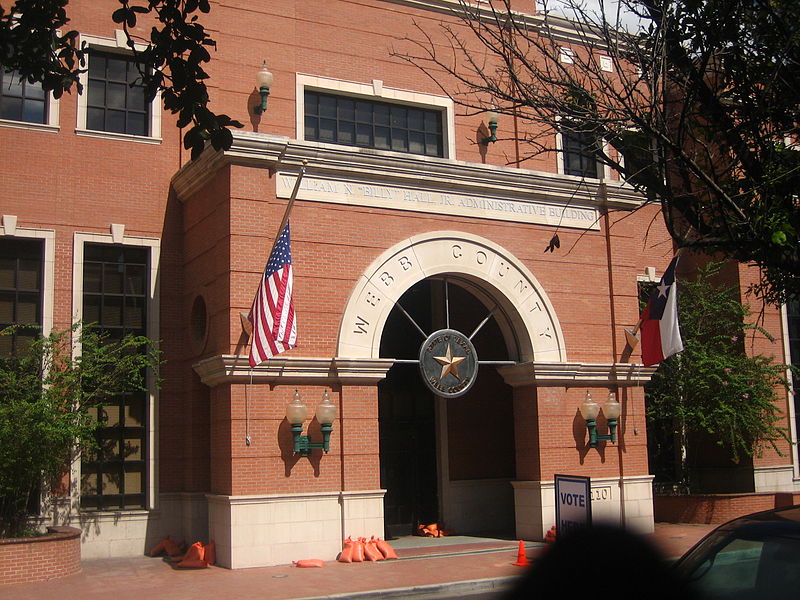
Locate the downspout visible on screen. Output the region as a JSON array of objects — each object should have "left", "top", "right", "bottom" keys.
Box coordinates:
[{"left": 601, "top": 184, "right": 626, "bottom": 527}]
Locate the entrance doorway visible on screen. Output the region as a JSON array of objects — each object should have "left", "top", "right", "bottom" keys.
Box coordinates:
[
  {"left": 378, "top": 277, "right": 516, "bottom": 538},
  {"left": 378, "top": 364, "right": 438, "bottom": 538}
]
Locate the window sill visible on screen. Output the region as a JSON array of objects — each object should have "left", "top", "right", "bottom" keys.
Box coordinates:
[
  {"left": 303, "top": 138, "right": 448, "bottom": 161},
  {"left": 75, "top": 128, "right": 162, "bottom": 145},
  {"left": 0, "top": 119, "right": 59, "bottom": 133},
  {"left": 78, "top": 508, "right": 153, "bottom": 518}
]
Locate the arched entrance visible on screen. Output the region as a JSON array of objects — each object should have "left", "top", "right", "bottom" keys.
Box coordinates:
[
  {"left": 378, "top": 276, "right": 517, "bottom": 537},
  {"left": 337, "top": 231, "right": 566, "bottom": 538}
]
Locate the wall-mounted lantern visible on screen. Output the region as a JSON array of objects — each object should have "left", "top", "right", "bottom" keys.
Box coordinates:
[
  {"left": 481, "top": 109, "right": 499, "bottom": 145},
  {"left": 286, "top": 389, "right": 337, "bottom": 456},
  {"left": 254, "top": 61, "right": 274, "bottom": 114},
  {"left": 579, "top": 391, "right": 621, "bottom": 447}
]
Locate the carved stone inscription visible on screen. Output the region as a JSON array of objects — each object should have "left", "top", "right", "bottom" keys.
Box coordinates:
[
  {"left": 277, "top": 173, "right": 599, "bottom": 230},
  {"left": 337, "top": 233, "right": 566, "bottom": 363}
]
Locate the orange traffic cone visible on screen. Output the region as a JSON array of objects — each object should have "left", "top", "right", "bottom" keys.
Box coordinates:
[
  {"left": 512, "top": 540, "right": 531, "bottom": 566},
  {"left": 544, "top": 526, "right": 557, "bottom": 544}
]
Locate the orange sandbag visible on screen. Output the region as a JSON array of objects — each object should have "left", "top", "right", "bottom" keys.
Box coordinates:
[
  {"left": 375, "top": 537, "right": 398, "bottom": 560},
  {"left": 176, "top": 558, "right": 208, "bottom": 569},
  {"left": 203, "top": 540, "right": 216, "bottom": 566},
  {"left": 338, "top": 537, "right": 354, "bottom": 563},
  {"left": 352, "top": 538, "right": 365, "bottom": 562},
  {"left": 172, "top": 541, "right": 204, "bottom": 563},
  {"left": 363, "top": 539, "right": 384, "bottom": 562},
  {"left": 149, "top": 536, "right": 167, "bottom": 557},
  {"left": 293, "top": 559, "right": 324, "bottom": 568},
  {"left": 176, "top": 542, "right": 208, "bottom": 568},
  {"left": 163, "top": 537, "right": 185, "bottom": 557}
]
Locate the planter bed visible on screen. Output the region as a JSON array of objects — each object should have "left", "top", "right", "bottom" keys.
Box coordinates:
[{"left": 0, "top": 526, "right": 81, "bottom": 585}]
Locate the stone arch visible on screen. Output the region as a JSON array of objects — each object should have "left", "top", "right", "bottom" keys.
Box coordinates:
[{"left": 337, "top": 231, "right": 565, "bottom": 363}]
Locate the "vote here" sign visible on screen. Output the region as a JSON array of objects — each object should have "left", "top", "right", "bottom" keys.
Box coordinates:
[{"left": 554, "top": 474, "right": 592, "bottom": 535}]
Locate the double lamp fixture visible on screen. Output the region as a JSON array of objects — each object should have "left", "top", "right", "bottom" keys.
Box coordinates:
[
  {"left": 286, "top": 389, "right": 337, "bottom": 456},
  {"left": 579, "top": 391, "right": 621, "bottom": 447}
]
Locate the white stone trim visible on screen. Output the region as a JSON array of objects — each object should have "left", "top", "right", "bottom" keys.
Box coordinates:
[
  {"left": 0, "top": 74, "right": 60, "bottom": 131},
  {"left": 555, "top": 125, "right": 605, "bottom": 181},
  {"left": 380, "top": 0, "right": 608, "bottom": 47},
  {"left": 75, "top": 32, "right": 162, "bottom": 142},
  {"left": 779, "top": 302, "right": 799, "bottom": 479},
  {"left": 637, "top": 266, "right": 658, "bottom": 283},
  {"left": 71, "top": 231, "right": 161, "bottom": 512},
  {"left": 512, "top": 475, "right": 654, "bottom": 540},
  {"left": 192, "top": 355, "right": 394, "bottom": 387},
  {"left": 275, "top": 170, "right": 601, "bottom": 229},
  {"left": 754, "top": 465, "right": 798, "bottom": 493},
  {"left": 57, "top": 492, "right": 208, "bottom": 559},
  {"left": 171, "top": 134, "right": 644, "bottom": 212},
  {"left": 206, "top": 490, "right": 386, "bottom": 568},
  {"left": 296, "top": 73, "right": 456, "bottom": 159},
  {"left": 336, "top": 231, "right": 566, "bottom": 363},
  {"left": 0, "top": 222, "right": 55, "bottom": 340},
  {"left": 499, "top": 361, "right": 655, "bottom": 387}
]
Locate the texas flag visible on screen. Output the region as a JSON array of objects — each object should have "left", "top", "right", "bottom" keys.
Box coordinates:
[{"left": 640, "top": 256, "right": 683, "bottom": 367}]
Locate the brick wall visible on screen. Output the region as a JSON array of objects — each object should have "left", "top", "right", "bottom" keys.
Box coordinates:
[
  {"left": 654, "top": 492, "right": 800, "bottom": 524},
  {"left": 0, "top": 527, "right": 81, "bottom": 586}
]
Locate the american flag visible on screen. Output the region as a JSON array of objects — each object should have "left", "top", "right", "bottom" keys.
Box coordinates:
[{"left": 248, "top": 222, "right": 296, "bottom": 366}]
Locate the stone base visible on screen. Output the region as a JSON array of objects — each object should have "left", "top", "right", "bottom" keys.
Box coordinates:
[
  {"left": 207, "top": 489, "right": 385, "bottom": 568},
  {"left": 754, "top": 465, "right": 798, "bottom": 493},
  {"left": 512, "top": 475, "right": 654, "bottom": 540}
]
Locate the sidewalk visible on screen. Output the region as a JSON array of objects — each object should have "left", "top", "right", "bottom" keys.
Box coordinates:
[{"left": 0, "top": 523, "right": 715, "bottom": 600}]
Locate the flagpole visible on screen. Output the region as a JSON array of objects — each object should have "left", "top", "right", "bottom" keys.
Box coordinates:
[
  {"left": 273, "top": 159, "right": 308, "bottom": 256},
  {"left": 240, "top": 160, "right": 308, "bottom": 336}
]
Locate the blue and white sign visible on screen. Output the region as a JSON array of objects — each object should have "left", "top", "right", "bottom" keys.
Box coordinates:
[{"left": 555, "top": 474, "right": 592, "bottom": 535}]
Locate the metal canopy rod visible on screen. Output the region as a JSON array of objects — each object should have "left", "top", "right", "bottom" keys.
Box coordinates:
[
  {"left": 391, "top": 359, "right": 515, "bottom": 365},
  {"left": 477, "top": 360, "right": 517, "bottom": 366},
  {"left": 469, "top": 304, "right": 499, "bottom": 340},
  {"left": 395, "top": 301, "right": 428, "bottom": 339},
  {"left": 445, "top": 278, "right": 450, "bottom": 330}
]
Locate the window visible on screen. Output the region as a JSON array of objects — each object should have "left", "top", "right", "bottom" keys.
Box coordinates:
[
  {"left": 86, "top": 51, "right": 149, "bottom": 136},
  {"left": 561, "top": 124, "right": 599, "bottom": 178},
  {"left": 0, "top": 238, "right": 43, "bottom": 355},
  {"left": 618, "top": 130, "right": 660, "bottom": 190},
  {"left": 0, "top": 70, "right": 46, "bottom": 124},
  {"left": 559, "top": 47, "right": 575, "bottom": 64},
  {"left": 80, "top": 243, "right": 149, "bottom": 511},
  {"left": 76, "top": 32, "right": 161, "bottom": 141},
  {"left": 304, "top": 90, "right": 444, "bottom": 157}
]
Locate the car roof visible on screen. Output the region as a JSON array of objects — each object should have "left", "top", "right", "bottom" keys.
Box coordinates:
[{"left": 714, "top": 504, "right": 800, "bottom": 539}]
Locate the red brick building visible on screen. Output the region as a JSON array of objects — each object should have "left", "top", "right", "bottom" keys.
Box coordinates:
[{"left": 1, "top": 0, "right": 796, "bottom": 568}]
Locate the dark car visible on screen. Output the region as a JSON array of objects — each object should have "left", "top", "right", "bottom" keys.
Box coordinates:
[{"left": 672, "top": 504, "right": 800, "bottom": 599}]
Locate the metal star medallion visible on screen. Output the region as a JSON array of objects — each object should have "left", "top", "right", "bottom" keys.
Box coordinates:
[
  {"left": 434, "top": 344, "right": 466, "bottom": 380},
  {"left": 419, "top": 329, "right": 479, "bottom": 398}
]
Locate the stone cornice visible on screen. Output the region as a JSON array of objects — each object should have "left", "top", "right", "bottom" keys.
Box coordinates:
[
  {"left": 498, "top": 361, "right": 656, "bottom": 387},
  {"left": 192, "top": 354, "right": 394, "bottom": 387},
  {"left": 379, "top": 0, "right": 606, "bottom": 47},
  {"left": 206, "top": 489, "right": 386, "bottom": 505},
  {"left": 171, "top": 133, "right": 644, "bottom": 211},
  {"left": 193, "top": 355, "right": 653, "bottom": 388}
]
